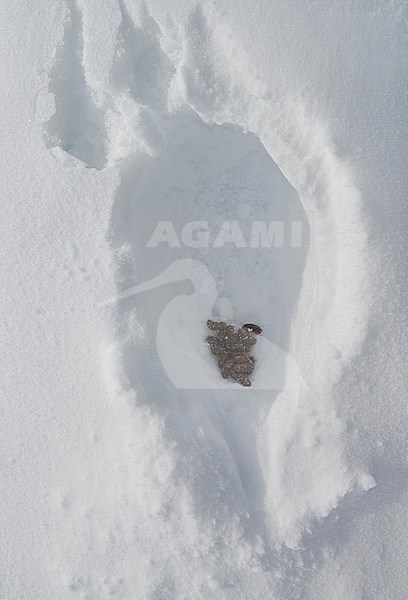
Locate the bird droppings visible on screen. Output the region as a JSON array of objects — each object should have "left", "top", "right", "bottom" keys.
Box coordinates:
[{"left": 206, "top": 319, "right": 261, "bottom": 387}]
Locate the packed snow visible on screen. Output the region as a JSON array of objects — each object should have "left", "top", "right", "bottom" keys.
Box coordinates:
[{"left": 0, "top": 0, "right": 407, "bottom": 598}]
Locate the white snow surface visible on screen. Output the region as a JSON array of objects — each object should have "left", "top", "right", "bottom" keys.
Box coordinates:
[{"left": 1, "top": 0, "right": 407, "bottom": 599}]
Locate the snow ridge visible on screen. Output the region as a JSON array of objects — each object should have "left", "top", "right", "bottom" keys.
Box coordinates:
[{"left": 45, "top": 0, "right": 107, "bottom": 168}]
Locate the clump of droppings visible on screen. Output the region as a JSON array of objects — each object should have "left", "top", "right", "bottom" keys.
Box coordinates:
[{"left": 206, "top": 319, "right": 261, "bottom": 387}]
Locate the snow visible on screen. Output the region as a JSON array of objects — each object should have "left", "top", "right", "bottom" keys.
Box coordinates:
[{"left": 0, "top": 0, "right": 406, "bottom": 598}]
